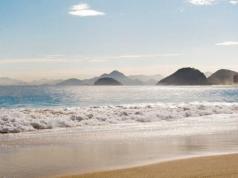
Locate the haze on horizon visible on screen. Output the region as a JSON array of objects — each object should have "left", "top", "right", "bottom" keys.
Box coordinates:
[{"left": 0, "top": 0, "right": 238, "bottom": 81}]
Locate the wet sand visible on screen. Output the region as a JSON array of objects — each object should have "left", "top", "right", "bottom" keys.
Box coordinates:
[
  {"left": 1, "top": 128, "right": 238, "bottom": 178},
  {"left": 62, "top": 154, "right": 238, "bottom": 178}
]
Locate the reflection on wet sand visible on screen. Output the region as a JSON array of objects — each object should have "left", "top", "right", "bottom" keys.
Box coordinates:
[{"left": 1, "top": 129, "right": 238, "bottom": 178}]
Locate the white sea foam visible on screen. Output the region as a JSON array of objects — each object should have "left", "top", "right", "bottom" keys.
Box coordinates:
[{"left": 1, "top": 102, "right": 238, "bottom": 133}]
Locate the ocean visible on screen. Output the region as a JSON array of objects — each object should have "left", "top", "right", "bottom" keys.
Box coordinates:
[
  {"left": 1, "top": 85, "right": 238, "bottom": 108},
  {"left": 1, "top": 85, "right": 238, "bottom": 134}
]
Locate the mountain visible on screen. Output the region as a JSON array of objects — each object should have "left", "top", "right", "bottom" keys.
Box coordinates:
[
  {"left": 208, "top": 69, "right": 238, "bottom": 85},
  {"left": 100, "top": 70, "right": 142, "bottom": 85},
  {"left": 0, "top": 77, "right": 26, "bottom": 86},
  {"left": 129, "top": 74, "right": 163, "bottom": 85},
  {"left": 234, "top": 75, "right": 238, "bottom": 83},
  {"left": 98, "top": 70, "right": 143, "bottom": 85},
  {"left": 101, "top": 70, "right": 125, "bottom": 79},
  {"left": 158, "top": 67, "right": 208, "bottom": 85},
  {"left": 57, "top": 78, "right": 82, "bottom": 86},
  {"left": 56, "top": 71, "right": 158, "bottom": 86},
  {"left": 94, "top": 77, "right": 122, "bottom": 85},
  {"left": 59, "top": 70, "right": 142, "bottom": 86},
  {"left": 79, "top": 77, "right": 98, "bottom": 85}
]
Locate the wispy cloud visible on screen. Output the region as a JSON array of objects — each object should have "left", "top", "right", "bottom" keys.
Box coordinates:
[
  {"left": 0, "top": 53, "right": 182, "bottom": 64},
  {"left": 188, "top": 0, "right": 238, "bottom": 6},
  {"left": 216, "top": 41, "right": 238, "bottom": 46},
  {"left": 88, "top": 53, "right": 182, "bottom": 63},
  {"left": 0, "top": 58, "right": 73, "bottom": 64},
  {"left": 229, "top": 0, "right": 238, "bottom": 5},
  {"left": 118, "top": 53, "right": 182, "bottom": 59},
  {"left": 188, "top": 0, "right": 216, "bottom": 6},
  {"left": 69, "top": 3, "right": 105, "bottom": 17}
]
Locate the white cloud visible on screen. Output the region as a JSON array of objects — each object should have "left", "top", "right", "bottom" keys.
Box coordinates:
[
  {"left": 69, "top": 3, "right": 105, "bottom": 17},
  {"left": 216, "top": 41, "right": 238, "bottom": 46},
  {"left": 188, "top": 0, "right": 238, "bottom": 6},
  {"left": 188, "top": 0, "right": 216, "bottom": 6},
  {"left": 229, "top": 0, "right": 238, "bottom": 5}
]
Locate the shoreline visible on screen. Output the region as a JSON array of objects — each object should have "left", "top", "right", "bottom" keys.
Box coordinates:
[
  {"left": 60, "top": 153, "right": 238, "bottom": 178},
  {"left": 1, "top": 129, "right": 238, "bottom": 178},
  {"left": 1, "top": 128, "right": 238, "bottom": 177}
]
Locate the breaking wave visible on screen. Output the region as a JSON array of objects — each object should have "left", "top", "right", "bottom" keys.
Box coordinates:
[{"left": 1, "top": 102, "right": 238, "bottom": 133}]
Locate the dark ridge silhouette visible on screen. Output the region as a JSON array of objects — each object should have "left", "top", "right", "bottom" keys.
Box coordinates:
[
  {"left": 69, "top": 70, "right": 143, "bottom": 85},
  {"left": 158, "top": 67, "right": 208, "bottom": 85},
  {"left": 234, "top": 75, "right": 238, "bottom": 84},
  {"left": 94, "top": 77, "right": 122, "bottom": 86},
  {"left": 208, "top": 69, "right": 238, "bottom": 85},
  {"left": 100, "top": 70, "right": 143, "bottom": 85}
]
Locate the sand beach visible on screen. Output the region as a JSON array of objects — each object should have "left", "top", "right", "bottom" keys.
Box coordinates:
[{"left": 62, "top": 154, "right": 238, "bottom": 178}]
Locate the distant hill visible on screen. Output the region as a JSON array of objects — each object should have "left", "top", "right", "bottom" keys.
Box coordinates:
[
  {"left": 57, "top": 78, "right": 82, "bottom": 86},
  {"left": 208, "top": 69, "right": 238, "bottom": 85},
  {"left": 59, "top": 70, "right": 143, "bottom": 86},
  {"left": 158, "top": 67, "right": 208, "bottom": 85},
  {"left": 5, "top": 68, "right": 238, "bottom": 86},
  {"left": 0, "top": 77, "right": 26, "bottom": 86},
  {"left": 234, "top": 75, "right": 238, "bottom": 83},
  {"left": 99, "top": 70, "right": 142, "bottom": 85},
  {"left": 94, "top": 77, "right": 122, "bottom": 85},
  {"left": 79, "top": 77, "right": 98, "bottom": 85},
  {"left": 129, "top": 74, "right": 163, "bottom": 85}
]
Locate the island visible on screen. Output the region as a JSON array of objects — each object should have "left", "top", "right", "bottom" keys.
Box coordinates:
[{"left": 157, "top": 67, "right": 208, "bottom": 85}]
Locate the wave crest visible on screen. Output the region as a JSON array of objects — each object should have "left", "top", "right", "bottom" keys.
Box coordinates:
[{"left": 1, "top": 102, "right": 238, "bottom": 133}]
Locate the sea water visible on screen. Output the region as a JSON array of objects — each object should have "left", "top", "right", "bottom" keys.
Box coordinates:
[{"left": 1, "top": 85, "right": 238, "bottom": 134}]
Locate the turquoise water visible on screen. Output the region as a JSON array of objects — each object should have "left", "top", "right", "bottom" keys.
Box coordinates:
[{"left": 0, "top": 86, "right": 238, "bottom": 108}]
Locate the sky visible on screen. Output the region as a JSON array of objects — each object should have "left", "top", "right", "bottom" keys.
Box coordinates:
[{"left": 0, "top": 0, "right": 238, "bottom": 81}]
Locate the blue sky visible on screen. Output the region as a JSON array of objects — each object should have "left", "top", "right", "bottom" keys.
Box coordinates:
[{"left": 0, "top": 0, "right": 238, "bottom": 80}]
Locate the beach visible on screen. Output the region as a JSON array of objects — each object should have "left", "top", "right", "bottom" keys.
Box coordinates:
[
  {"left": 2, "top": 0, "right": 238, "bottom": 177},
  {"left": 1, "top": 127, "right": 238, "bottom": 178},
  {"left": 1, "top": 86, "right": 238, "bottom": 178},
  {"left": 61, "top": 154, "right": 238, "bottom": 178}
]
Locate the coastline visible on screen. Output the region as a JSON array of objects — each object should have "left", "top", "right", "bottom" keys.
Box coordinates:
[
  {"left": 60, "top": 153, "right": 238, "bottom": 178},
  {"left": 1, "top": 127, "right": 238, "bottom": 178}
]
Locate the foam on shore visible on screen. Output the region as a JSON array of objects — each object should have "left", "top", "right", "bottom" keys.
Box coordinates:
[{"left": 1, "top": 102, "right": 238, "bottom": 134}]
